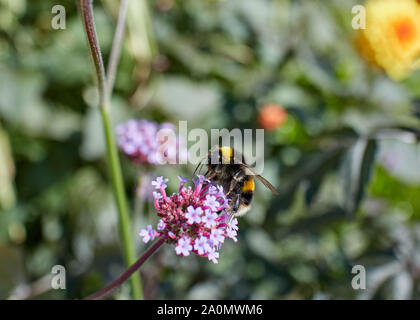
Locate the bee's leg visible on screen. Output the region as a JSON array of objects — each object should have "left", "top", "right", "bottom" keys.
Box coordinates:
[
  {"left": 233, "top": 195, "right": 240, "bottom": 212},
  {"left": 225, "top": 170, "right": 244, "bottom": 196},
  {"left": 206, "top": 171, "right": 217, "bottom": 180},
  {"left": 193, "top": 160, "right": 203, "bottom": 176},
  {"left": 206, "top": 165, "right": 222, "bottom": 180},
  {"left": 202, "top": 166, "right": 210, "bottom": 177},
  {"left": 227, "top": 195, "right": 240, "bottom": 225}
]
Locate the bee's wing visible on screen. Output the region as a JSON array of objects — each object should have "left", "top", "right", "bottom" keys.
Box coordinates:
[{"left": 243, "top": 165, "right": 280, "bottom": 195}]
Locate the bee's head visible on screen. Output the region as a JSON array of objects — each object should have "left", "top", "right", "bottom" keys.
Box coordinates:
[{"left": 208, "top": 146, "right": 234, "bottom": 166}]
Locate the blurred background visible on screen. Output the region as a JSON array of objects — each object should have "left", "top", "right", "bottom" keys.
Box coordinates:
[{"left": 1, "top": 0, "right": 420, "bottom": 299}]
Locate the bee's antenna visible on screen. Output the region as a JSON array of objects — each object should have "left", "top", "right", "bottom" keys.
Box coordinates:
[{"left": 193, "top": 159, "right": 203, "bottom": 176}]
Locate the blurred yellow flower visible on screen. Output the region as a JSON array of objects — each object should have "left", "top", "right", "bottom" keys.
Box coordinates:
[{"left": 356, "top": 0, "right": 420, "bottom": 80}]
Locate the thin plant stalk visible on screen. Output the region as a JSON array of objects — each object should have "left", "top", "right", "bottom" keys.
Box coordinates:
[
  {"left": 106, "top": 0, "right": 129, "bottom": 100},
  {"left": 85, "top": 238, "right": 165, "bottom": 300},
  {"left": 79, "top": 0, "right": 143, "bottom": 299}
]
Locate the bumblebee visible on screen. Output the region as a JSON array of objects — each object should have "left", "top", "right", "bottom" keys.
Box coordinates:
[{"left": 195, "top": 146, "right": 279, "bottom": 221}]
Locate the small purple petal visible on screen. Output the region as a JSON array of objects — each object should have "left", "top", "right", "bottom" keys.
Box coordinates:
[
  {"left": 157, "top": 219, "right": 166, "bottom": 231},
  {"left": 194, "top": 236, "right": 213, "bottom": 255},
  {"left": 175, "top": 236, "right": 193, "bottom": 256},
  {"left": 139, "top": 225, "right": 156, "bottom": 243},
  {"left": 202, "top": 209, "right": 218, "bottom": 228},
  {"left": 208, "top": 250, "right": 219, "bottom": 264},
  {"left": 226, "top": 227, "right": 238, "bottom": 242},
  {"left": 185, "top": 206, "right": 203, "bottom": 224},
  {"left": 152, "top": 176, "right": 169, "bottom": 190},
  {"left": 209, "top": 228, "right": 225, "bottom": 246},
  {"left": 228, "top": 217, "right": 239, "bottom": 231},
  {"left": 153, "top": 192, "right": 162, "bottom": 200},
  {"left": 203, "top": 195, "right": 219, "bottom": 212}
]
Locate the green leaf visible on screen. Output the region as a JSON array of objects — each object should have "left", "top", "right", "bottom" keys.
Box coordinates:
[
  {"left": 268, "top": 146, "right": 346, "bottom": 215},
  {"left": 343, "top": 138, "right": 377, "bottom": 216}
]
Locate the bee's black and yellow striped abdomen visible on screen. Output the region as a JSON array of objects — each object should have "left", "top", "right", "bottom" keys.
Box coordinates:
[{"left": 240, "top": 176, "right": 254, "bottom": 206}]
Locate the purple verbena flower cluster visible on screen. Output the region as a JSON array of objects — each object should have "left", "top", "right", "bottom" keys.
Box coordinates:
[
  {"left": 139, "top": 175, "right": 239, "bottom": 264},
  {"left": 116, "top": 119, "right": 187, "bottom": 165}
]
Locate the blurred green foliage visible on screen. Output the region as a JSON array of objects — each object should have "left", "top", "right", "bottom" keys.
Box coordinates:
[{"left": 0, "top": 0, "right": 420, "bottom": 300}]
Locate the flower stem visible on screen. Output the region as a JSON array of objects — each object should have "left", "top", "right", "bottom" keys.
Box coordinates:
[
  {"left": 80, "top": 0, "right": 107, "bottom": 109},
  {"left": 80, "top": 0, "right": 143, "bottom": 299},
  {"left": 106, "top": 0, "right": 129, "bottom": 100},
  {"left": 100, "top": 108, "right": 143, "bottom": 299},
  {"left": 85, "top": 238, "right": 165, "bottom": 300}
]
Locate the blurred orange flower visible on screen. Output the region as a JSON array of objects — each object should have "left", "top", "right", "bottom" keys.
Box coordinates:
[
  {"left": 258, "top": 104, "right": 287, "bottom": 131},
  {"left": 356, "top": 0, "right": 420, "bottom": 80}
]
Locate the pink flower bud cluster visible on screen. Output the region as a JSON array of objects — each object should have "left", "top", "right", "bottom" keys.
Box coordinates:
[
  {"left": 116, "top": 119, "right": 187, "bottom": 165},
  {"left": 139, "top": 175, "right": 239, "bottom": 264}
]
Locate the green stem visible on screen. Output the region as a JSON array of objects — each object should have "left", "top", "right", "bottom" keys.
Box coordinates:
[
  {"left": 101, "top": 108, "right": 143, "bottom": 300},
  {"left": 80, "top": 0, "right": 143, "bottom": 299}
]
